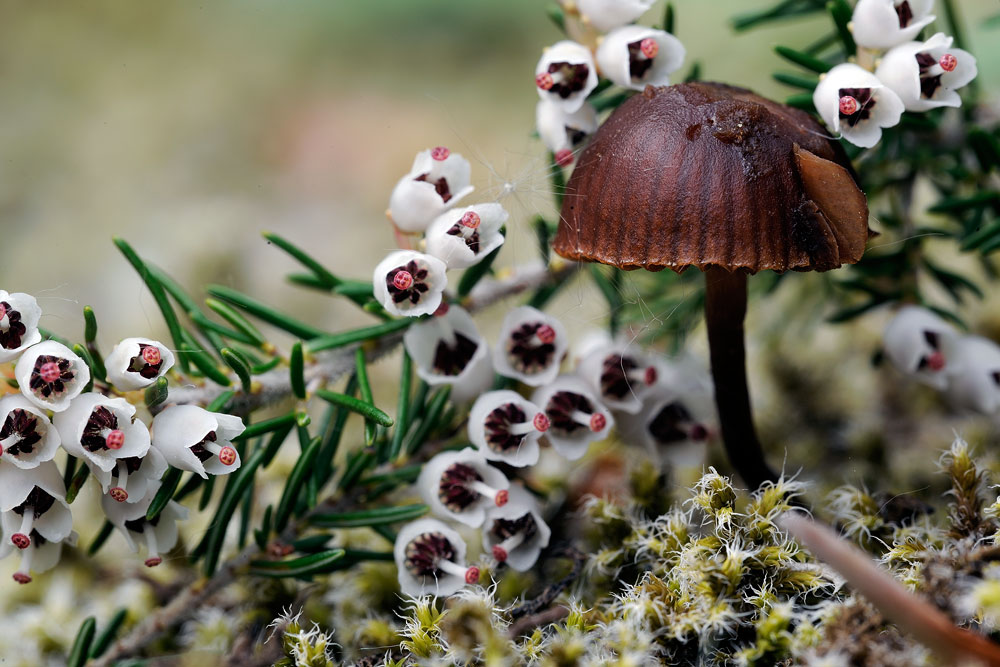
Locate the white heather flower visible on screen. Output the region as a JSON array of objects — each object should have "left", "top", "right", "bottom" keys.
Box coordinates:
[
  {"left": 372, "top": 250, "right": 448, "bottom": 318},
  {"left": 449, "top": 348, "right": 495, "bottom": 405},
  {"left": 394, "top": 518, "right": 478, "bottom": 597},
  {"left": 403, "top": 304, "right": 489, "bottom": 387},
  {"left": 616, "top": 385, "right": 712, "bottom": 469},
  {"left": 577, "top": 0, "right": 655, "bottom": 32},
  {"left": 0, "top": 291, "right": 42, "bottom": 363},
  {"left": 417, "top": 448, "right": 510, "bottom": 528},
  {"left": 536, "top": 99, "right": 599, "bottom": 167},
  {"left": 813, "top": 63, "right": 905, "bottom": 148},
  {"left": 0, "top": 395, "right": 61, "bottom": 469},
  {"left": 596, "top": 26, "right": 686, "bottom": 92},
  {"left": 851, "top": 0, "right": 935, "bottom": 50},
  {"left": 576, "top": 341, "right": 659, "bottom": 414},
  {"left": 94, "top": 445, "right": 167, "bottom": 504},
  {"left": 883, "top": 306, "right": 958, "bottom": 390},
  {"left": 0, "top": 460, "right": 73, "bottom": 551},
  {"left": 468, "top": 390, "right": 548, "bottom": 467},
  {"left": 482, "top": 485, "right": 550, "bottom": 571},
  {"left": 942, "top": 335, "right": 1000, "bottom": 416},
  {"left": 875, "top": 33, "right": 977, "bottom": 112},
  {"left": 54, "top": 392, "right": 151, "bottom": 477},
  {"left": 493, "top": 306, "right": 568, "bottom": 387},
  {"left": 0, "top": 520, "right": 77, "bottom": 585},
  {"left": 388, "top": 147, "right": 474, "bottom": 233},
  {"left": 13, "top": 340, "right": 90, "bottom": 412},
  {"left": 152, "top": 404, "right": 245, "bottom": 478},
  {"left": 532, "top": 376, "right": 614, "bottom": 460},
  {"left": 534, "top": 41, "right": 599, "bottom": 114},
  {"left": 104, "top": 337, "right": 176, "bottom": 391},
  {"left": 101, "top": 483, "right": 188, "bottom": 567},
  {"left": 425, "top": 203, "right": 508, "bottom": 270}
]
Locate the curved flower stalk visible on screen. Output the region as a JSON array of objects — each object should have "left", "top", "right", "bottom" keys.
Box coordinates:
[
  {"left": 536, "top": 99, "right": 598, "bottom": 167},
  {"left": 417, "top": 448, "right": 510, "bottom": 527},
  {"left": 54, "top": 392, "right": 152, "bottom": 477},
  {"left": 425, "top": 204, "right": 508, "bottom": 270},
  {"left": 372, "top": 250, "right": 448, "bottom": 318},
  {"left": 576, "top": 341, "right": 659, "bottom": 414},
  {"left": 882, "top": 306, "right": 958, "bottom": 390},
  {"left": 595, "top": 26, "right": 686, "bottom": 91},
  {"left": 576, "top": 0, "right": 655, "bottom": 32},
  {"left": 152, "top": 405, "right": 245, "bottom": 478},
  {"left": 468, "top": 390, "right": 549, "bottom": 467},
  {"left": 875, "top": 33, "right": 977, "bottom": 112},
  {"left": 388, "top": 147, "right": 474, "bottom": 233},
  {"left": 102, "top": 483, "right": 188, "bottom": 567},
  {"left": 851, "top": 0, "right": 935, "bottom": 50},
  {"left": 394, "top": 518, "right": 479, "bottom": 597},
  {"left": 0, "top": 395, "right": 61, "bottom": 469},
  {"left": 104, "top": 337, "right": 176, "bottom": 391},
  {"left": 14, "top": 340, "right": 90, "bottom": 412},
  {"left": 494, "top": 305, "right": 568, "bottom": 387},
  {"left": 0, "top": 460, "right": 73, "bottom": 551},
  {"left": 482, "top": 485, "right": 550, "bottom": 571},
  {"left": 813, "top": 63, "right": 905, "bottom": 148},
  {"left": 0, "top": 290, "right": 42, "bottom": 363},
  {"left": 534, "top": 41, "right": 599, "bottom": 114},
  {"left": 532, "top": 375, "right": 613, "bottom": 460}
]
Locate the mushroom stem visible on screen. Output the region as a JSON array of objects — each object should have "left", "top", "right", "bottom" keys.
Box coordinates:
[{"left": 703, "top": 266, "right": 777, "bottom": 489}]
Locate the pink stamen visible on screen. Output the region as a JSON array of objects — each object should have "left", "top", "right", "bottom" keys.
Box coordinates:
[
  {"left": 535, "top": 72, "right": 554, "bottom": 91},
  {"left": 495, "top": 489, "right": 509, "bottom": 507},
  {"left": 939, "top": 53, "right": 957, "bottom": 72},
  {"left": 430, "top": 146, "right": 450, "bottom": 161},
  {"left": 927, "top": 351, "right": 946, "bottom": 372},
  {"left": 0, "top": 303, "right": 6, "bottom": 319},
  {"left": 644, "top": 366, "right": 658, "bottom": 386},
  {"left": 690, "top": 424, "right": 709, "bottom": 442},
  {"left": 0, "top": 444, "right": 4, "bottom": 457},
  {"left": 218, "top": 446, "right": 237, "bottom": 466},
  {"left": 109, "top": 487, "right": 129, "bottom": 502},
  {"left": 142, "top": 346, "right": 161, "bottom": 365},
  {"left": 106, "top": 429, "right": 125, "bottom": 450},
  {"left": 38, "top": 362, "right": 61, "bottom": 384},
  {"left": 393, "top": 271, "right": 414, "bottom": 291},
  {"left": 533, "top": 412, "right": 550, "bottom": 432},
  {"left": 839, "top": 95, "right": 859, "bottom": 115},
  {"left": 639, "top": 37, "right": 659, "bottom": 59},
  {"left": 464, "top": 566, "right": 480, "bottom": 584},
  {"left": 554, "top": 149, "right": 574, "bottom": 167},
  {"left": 145, "top": 557, "right": 162, "bottom": 568},
  {"left": 11, "top": 533, "right": 30, "bottom": 550},
  {"left": 589, "top": 413, "right": 606, "bottom": 432},
  {"left": 536, "top": 324, "right": 556, "bottom": 345},
  {"left": 12, "top": 572, "right": 31, "bottom": 584},
  {"left": 460, "top": 211, "right": 481, "bottom": 229},
  {"left": 492, "top": 545, "right": 508, "bottom": 562}
]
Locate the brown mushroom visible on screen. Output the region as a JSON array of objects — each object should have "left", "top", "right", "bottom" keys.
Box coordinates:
[{"left": 554, "top": 82, "right": 869, "bottom": 489}]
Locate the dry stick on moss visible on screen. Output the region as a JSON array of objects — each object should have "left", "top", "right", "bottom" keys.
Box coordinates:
[{"left": 89, "top": 264, "right": 570, "bottom": 665}]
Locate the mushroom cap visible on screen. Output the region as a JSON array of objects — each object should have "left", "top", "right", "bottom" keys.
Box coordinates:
[{"left": 554, "top": 82, "right": 870, "bottom": 274}]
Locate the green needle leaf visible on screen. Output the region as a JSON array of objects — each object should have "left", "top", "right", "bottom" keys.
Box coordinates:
[
  {"left": 65, "top": 464, "right": 91, "bottom": 504},
  {"left": 67, "top": 616, "right": 96, "bottom": 667},
  {"left": 248, "top": 549, "right": 347, "bottom": 578},
  {"left": 83, "top": 306, "right": 98, "bottom": 343},
  {"left": 263, "top": 231, "right": 341, "bottom": 288},
  {"left": 315, "top": 389, "right": 393, "bottom": 427},
  {"left": 203, "top": 448, "right": 266, "bottom": 575},
  {"left": 274, "top": 435, "right": 323, "bottom": 531},
  {"left": 290, "top": 341, "right": 306, "bottom": 400},
  {"left": 388, "top": 352, "right": 413, "bottom": 461},
  {"left": 306, "top": 318, "right": 411, "bottom": 353},
  {"left": 205, "top": 298, "right": 268, "bottom": 347},
  {"left": 221, "top": 348, "right": 252, "bottom": 394},
  {"left": 88, "top": 608, "right": 127, "bottom": 659},
  {"left": 207, "top": 284, "right": 326, "bottom": 340},
  {"left": 772, "top": 72, "right": 818, "bottom": 91},
  {"left": 144, "top": 376, "right": 169, "bottom": 408},
  {"left": 827, "top": 0, "right": 856, "bottom": 54},
  {"left": 147, "top": 467, "right": 184, "bottom": 520},
  {"left": 88, "top": 521, "right": 115, "bottom": 556},
  {"left": 774, "top": 45, "right": 831, "bottom": 73},
  {"left": 180, "top": 339, "right": 232, "bottom": 387},
  {"left": 311, "top": 503, "right": 428, "bottom": 528}
]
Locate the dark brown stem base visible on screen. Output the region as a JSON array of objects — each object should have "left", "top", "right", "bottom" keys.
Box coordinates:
[{"left": 703, "top": 266, "right": 778, "bottom": 490}]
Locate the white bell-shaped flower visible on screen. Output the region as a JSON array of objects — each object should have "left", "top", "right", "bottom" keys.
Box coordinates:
[
  {"left": 532, "top": 376, "right": 614, "bottom": 460},
  {"left": 468, "top": 390, "right": 548, "bottom": 467},
  {"left": 373, "top": 250, "right": 448, "bottom": 318},
  {"left": 104, "top": 337, "right": 176, "bottom": 391},
  {"left": 403, "top": 305, "right": 488, "bottom": 388},
  {"left": 617, "top": 384, "right": 713, "bottom": 469},
  {"left": 417, "top": 448, "right": 510, "bottom": 528},
  {"left": 151, "top": 405, "right": 245, "bottom": 478},
  {"left": 851, "top": 0, "right": 935, "bottom": 50},
  {"left": 535, "top": 41, "right": 599, "bottom": 114},
  {"left": 941, "top": 336, "right": 1000, "bottom": 416},
  {"left": 54, "top": 392, "right": 151, "bottom": 475},
  {"left": 875, "top": 33, "right": 977, "bottom": 112},
  {"left": 494, "top": 306, "right": 568, "bottom": 387},
  {"left": 577, "top": 0, "right": 655, "bottom": 32},
  {"left": 536, "top": 99, "right": 599, "bottom": 167},
  {"left": 576, "top": 341, "right": 659, "bottom": 414},
  {"left": 482, "top": 485, "right": 550, "bottom": 571},
  {"left": 388, "top": 147, "right": 474, "bottom": 233},
  {"left": 813, "top": 64, "right": 905, "bottom": 148},
  {"left": 0, "top": 395, "right": 61, "bottom": 470},
  {"left": 883, "top": 306, "right": 958, "bottom": 390},
  {"left": 0, "top": 291, "right": 42, "bottom": 363},
  {"left": 94, "top": 445, "right": 167, "bottom": 504},
  {"left": 425, "top": 204, "right": 508, "bottom": 270},
  {"left": 596, "top": 26, "right": 686, "bottom": 92},
  {"left": 0, "top": 460, "right": 73, "bottom": 552},
  {"left": 449, "top": 348, "right": 495, "bottom": 405},
  {"left": 14, "top": 341, "right": 90, "bottom": 412},
  {"left": 0, "top": 520, "right": 76, "bottom": 585},
  {"left": 102, "top": 482, "right": 188, "bottom": 567},
  {"left": 395, "top": 518, "right": 478, "bottom": 597}
]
